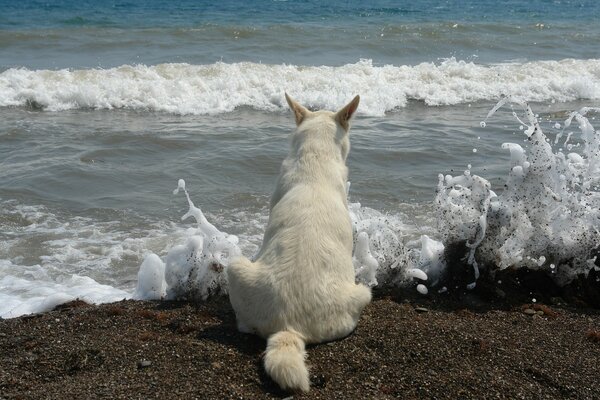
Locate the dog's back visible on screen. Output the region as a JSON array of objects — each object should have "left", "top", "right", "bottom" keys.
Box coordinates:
[{"left": 227, "top": 94, "right": 371, "bottom": 392}]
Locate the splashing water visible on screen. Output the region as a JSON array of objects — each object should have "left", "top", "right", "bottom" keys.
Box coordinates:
[
  {"left": 436, "top": 99, "right": 600, "bottom": 288},
  {"left": 135, "top": 179, "right": 241, "bottom": 301},
  {"left": 135, "top": 180, "right": 432, "bottom": 301},
  {"left": 135, "top": 101, "right": 600, "bottom": 301},
  {"left": 353, "top": 232, "right": 379, "bottom": 287},
  {"left": 348, "top": 200, "right": 433, "bottom": 292}
]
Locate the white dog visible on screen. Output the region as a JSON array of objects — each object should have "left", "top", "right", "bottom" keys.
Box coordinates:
[{"left": 227, "top": 94, "right": 371, "bottom": 392}]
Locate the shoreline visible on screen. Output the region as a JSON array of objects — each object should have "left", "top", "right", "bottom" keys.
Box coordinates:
[{"left": 1, "top": 291, "right": 599, "bottom": 399}]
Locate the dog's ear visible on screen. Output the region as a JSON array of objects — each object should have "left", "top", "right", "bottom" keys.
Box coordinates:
[
  {"left": 335, "top": 95, "right": 360, "bottom": 131},
  {"left": 285, "top": 93, "right": 310, "bottom": 126}
]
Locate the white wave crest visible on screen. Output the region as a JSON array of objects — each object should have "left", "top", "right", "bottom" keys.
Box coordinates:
[{"left": 1, "top": 58, "right": 599, "bottom": 116}]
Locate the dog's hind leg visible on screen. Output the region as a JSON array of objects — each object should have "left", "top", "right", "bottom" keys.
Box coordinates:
[
  {"left": 236, "top": 319, "right": 254, "bottom": 334},
  {"left": 227, "top": 256, "right": 262, "bottom": 334},
  {"left": 319, "top": 283, "right": 373, "bottom": 342},
  {"left": 347, "top": 283, "right": 372, "bottom": 319}
]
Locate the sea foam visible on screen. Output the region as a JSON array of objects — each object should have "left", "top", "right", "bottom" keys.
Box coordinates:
[
  {"left": 0, "top": 200, "right": 191, "bottom": 318},
  {"left": 0, "top": 262, "right": 130, "bottom": 318},
  {"left": 134, "top": 180, "right": 432, "bottom": 302},
  {"left": 1, "top": 58, "right": 599, "bottom": 116},
  {"left": 436, "top": 100, "right": 600, "bottom": 287},
  {"left": 135, "top": 180, "right": 243, "bottom": 301}
]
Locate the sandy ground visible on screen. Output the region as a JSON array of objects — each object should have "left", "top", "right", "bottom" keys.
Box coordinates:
[{"left": 1, "top": 291, "right": 599, "bottom": 399}]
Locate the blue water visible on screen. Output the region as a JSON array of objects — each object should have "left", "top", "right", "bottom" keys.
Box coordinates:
[
  {"left": 4, "top": 0, "right": 599, "bottom": 27},
  {"left": 2, "top": 0, "right": 600, "bottom": 69}
]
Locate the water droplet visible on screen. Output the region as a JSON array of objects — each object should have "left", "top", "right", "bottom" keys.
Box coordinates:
[
  {"left": 480, "top": 121, "right": 486, "bottom": 128},
  {"left": 554, "top": 123, "right": 561, "bottom": 129},
  {"left": 472, "top": 148, "right": 477, "bottom": 153}
]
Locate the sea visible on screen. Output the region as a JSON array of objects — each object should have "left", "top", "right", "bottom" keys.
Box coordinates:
[{"left": 1, "top": 0, "right": 600, "bottom": 317}]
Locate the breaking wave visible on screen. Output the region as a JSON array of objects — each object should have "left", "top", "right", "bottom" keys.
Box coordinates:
[{"left": 1, "top": 58, "right": 599, "bottom": 116}]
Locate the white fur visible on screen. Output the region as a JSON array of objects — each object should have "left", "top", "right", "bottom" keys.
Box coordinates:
[
  {"left": 227, "top": 94, "right": 371, "bottom": 392},
  {"left": 264, "top": 330, "right": 310, "bottom": 392}
]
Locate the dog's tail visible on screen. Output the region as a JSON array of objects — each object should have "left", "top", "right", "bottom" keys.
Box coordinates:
[{"left": 264, "top": 329, "right": 310, "bottom": 392}]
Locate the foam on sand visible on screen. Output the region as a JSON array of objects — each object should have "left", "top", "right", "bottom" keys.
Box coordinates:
[
  {"left": 0, "top": 201, "right": 173, "bottom": 318},
  {"left": 1, "top": 262, "right": 130, "bottom": 318}
]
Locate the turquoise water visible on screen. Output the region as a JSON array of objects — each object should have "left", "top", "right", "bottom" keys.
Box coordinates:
[
  {"left": 2, "top": 0, "right": 600, "bottom": 68},
  {"left": 1, "top": 0, "right": 599, "bottom": 316}
]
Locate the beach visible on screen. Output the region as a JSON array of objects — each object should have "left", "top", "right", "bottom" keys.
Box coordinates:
[
  {"left": 2, "top": 0, "right": 600, "bottom": 396},
  {"left": 2, "top": 291, "right": 599, "bottom": 399}
]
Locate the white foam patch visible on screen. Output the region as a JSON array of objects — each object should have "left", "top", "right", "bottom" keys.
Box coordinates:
[
  {"left": 133, "top": 253, "right": 166, "bottom": 300},
  {"left": 348, "top": 200, "right": 435, "bottom": 292},
  {"left": 353, "top": 232, "right": 380, "bottom": 287},
  {"left": 0, "top": 261, "right": 129, "bottom": 318},
  {"left": 0, "top": 200, "right": 196, "bottom": 318},
  {"left": 416, "top": 284, "right": 429, "bottom": 295},
  {"left": 436, "top": 101, "right": 600, "bottom": 286},
  {"left": 414, "top": 235, "right": 445, "bottom": 286},
  {"left": 1, "top": 58, "right": 599, "bottom": 116}
]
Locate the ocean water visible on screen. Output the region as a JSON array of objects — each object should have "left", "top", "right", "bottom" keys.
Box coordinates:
[{"left": 1, "top": 0, "right": 600, "bottom": 317}]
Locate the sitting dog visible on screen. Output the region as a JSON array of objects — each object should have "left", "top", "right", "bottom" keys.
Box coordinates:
[{"left": 227, "top": 93, "right": 372, "bottom": 392}]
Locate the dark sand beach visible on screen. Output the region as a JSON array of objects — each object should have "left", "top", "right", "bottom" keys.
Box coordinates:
[{"left": 2, "top": 291, "right": 599, "bottom": 399}]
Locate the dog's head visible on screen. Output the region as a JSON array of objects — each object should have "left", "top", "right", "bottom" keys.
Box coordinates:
[{"left": 284, "top": 93, "right": 360, "bottom": 161}]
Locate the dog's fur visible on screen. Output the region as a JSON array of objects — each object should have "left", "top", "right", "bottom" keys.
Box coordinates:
[{"left": 227, "top": 94, "right": 372, "bottom": 392}]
